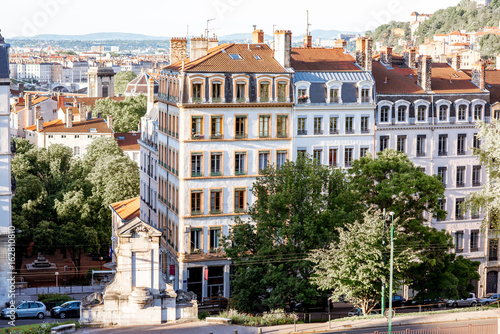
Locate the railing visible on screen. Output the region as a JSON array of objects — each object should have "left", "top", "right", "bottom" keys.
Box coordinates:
[
  {"left": 372, "top": 324, "right": 496, "bottom": 334},
  {"left": 235, "top": 133, "right": 247, "bottom": 139}
]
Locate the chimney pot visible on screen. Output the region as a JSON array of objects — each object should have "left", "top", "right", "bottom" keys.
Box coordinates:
[
  {"left": 252, "top": 29, "right": 264, "bottom": 44},
  {"left": 303, "top": 35, "right": 312, "bottom": 48}
]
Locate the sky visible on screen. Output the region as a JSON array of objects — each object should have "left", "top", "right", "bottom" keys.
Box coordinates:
[{"left": 2, "top": 0, "right": 461, "bottom": 38}]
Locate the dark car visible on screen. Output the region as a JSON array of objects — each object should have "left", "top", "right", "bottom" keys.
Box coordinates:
[
  {"left": 391, "top": 295, "right": 406, "bottom": 307},
  {"left": 50, "top": 301, "right": 81, "bottom": 319}
]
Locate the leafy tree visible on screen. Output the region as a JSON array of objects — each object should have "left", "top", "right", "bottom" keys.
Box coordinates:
[
  {"left": 114, "top": 71, "right": 137, "bottom": 96},
  {"left": 90, "top": 95, "right": 146, "bottom": 133},
  {"left": 366, "top": 21, "right": 410, "bottom": 51},
  {"left": 223, "top": 157, "right": 359, "bottom": 313},
  {"left": 309, "top": 209, "right": 414, "bottom": 316}
]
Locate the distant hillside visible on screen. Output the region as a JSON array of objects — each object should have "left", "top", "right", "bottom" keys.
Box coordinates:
[
  {"left": 11, "top": 32, "right": 169, "bottom": 41},
  {"left": 414, "top": 0, "right": 500, "bottom": 44},
  {"left": 292, "top": 29, "right": 360, "bottom": 41},
  {"left": 366, "top": 21, "right": 410, "bottom": 52}
]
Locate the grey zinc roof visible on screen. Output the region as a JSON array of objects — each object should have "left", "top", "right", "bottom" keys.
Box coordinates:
[
  {"left": 294, "top": 71, "right": 373, "bottom": 83},
  {"left": 0, "top": 45, "right": 9, "bottom": 79}
]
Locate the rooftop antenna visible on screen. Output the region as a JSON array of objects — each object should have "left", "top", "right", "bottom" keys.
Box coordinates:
[
  {"left": 272, "top": 24, "right": 277, "bottom": 51},
  {"left": 206, "top": 18, "right": 215, "bottom": 39},
  {"left": 252, "top": 24, "right": 257, "bottom": 31},
  {"left": 306, "top": 10, "right": 311, "bottom": 36},
  {"left": 186, "top": 25, "right": 189, "bottom": 38}
]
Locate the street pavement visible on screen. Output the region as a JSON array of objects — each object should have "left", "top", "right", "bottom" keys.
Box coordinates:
[{"left": 78, "top": 309, "right": 500, "bottom": 334}]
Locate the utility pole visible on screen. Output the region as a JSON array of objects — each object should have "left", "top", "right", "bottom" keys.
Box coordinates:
[
  {"left": 306, "top": 10, "right": 311, "bottom": 36},
  {"left": 206, "top": 18, "right": 215, "bottom": 39},
  {"left": 381, "top": 209, "right": 386, "bottom": 316},
  {"left": 388, "top": 211, "right": 395, "bottom": 334}
]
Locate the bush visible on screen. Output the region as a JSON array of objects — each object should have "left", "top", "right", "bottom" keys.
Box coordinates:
[
  {"left": 1, "top": 321, "right": 79, "bottom": 334},
  {"left": 218, "top": 309, "right": 299, "bottom": 326},
  {"left": 37, "top": 293, "right": 73, "bottom": 304},
  {"left": 198, "top": 311, "right": 210, "bottom": 320}
]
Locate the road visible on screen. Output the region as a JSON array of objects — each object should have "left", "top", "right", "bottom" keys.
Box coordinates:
[{"left": 0, "top": 317, "right": 79, "bottom": 328}]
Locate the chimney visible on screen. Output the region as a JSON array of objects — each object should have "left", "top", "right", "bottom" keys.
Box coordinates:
[
  {"left": 107, "top": 115, "right": 113, "bottom": 129},
  {"left": 208, "top": 37, "right": 218, "bottom": 50},
  {"left": 471, "top": 61, "right": 486, "bottom": 90},
  {"left": 355, "top": 37, "right": 366, "bottom": 69},
  {"left": 35, "top": 105, "right": 41, "bottom": 120},
  {"left": 451, "top": 54, "right": 461, "bottom": 71},
  {"left": 190, "top": 36, "right": 209, "bottom": 61},
  {"left": 78, "top": 102, "right": 86, "bottom": 121},
  {"left": 252, "top": 29, "right": 264, "bottom": 44},
  {"left": 72, "top": 97, "right": 78, "bottom": 108},
  {"left": 418, "top": 56, "right": 432, "bottom": 92},
  {"left": 57, "top": 93, "right": 64, "bottom": 110},
  {"left": 334, "top": 39, "right": 347, "bottom": 49},
  {"left": 303, "top": 35, "right": 312, "bottom": 48},
  {"left": 169, "top": 37, "right": 187, "bottom": 64},
  {"left": 147, "top": 76, "right": 155, "bottom": 110},
  {"left": 274, "top": 30, "right": 292, "bottom": 68},
  {"left": 65, "top": 108, "right": 73, "bottom": 128},
  {"left": 18, "top": 83, "right": 24, "bottom": 95},
  {"left": 25, "top": 93, "right": 32, "bottom": 110},
  {"left": 380, "top": 46, "right": 393, "bottom": 66},
  {"left": 408, "top": 48, "right": 416, "bottom": 69},
  {"left": 36, "top": 117, "right": 44, "bottom": 132},
  {"left": 364, "top": 38, "right": 373, "bottom": 72}
]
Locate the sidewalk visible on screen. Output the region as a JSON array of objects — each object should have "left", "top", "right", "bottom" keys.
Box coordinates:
[{"left": 78, "top": 309, "right": 500, "bottom": 334}]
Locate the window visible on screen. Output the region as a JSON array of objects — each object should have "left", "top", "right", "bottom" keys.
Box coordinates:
[
  {"left": 297, "top": 88, "right": 308, "bottom": 103},
  {"left": 380, "top": 106, "right": 389, "bottom": 123},
  {"left": 329, "top": 148, "right": 338, "bottom": 167},
  {"left": 396, "top": 135, "right": 406, "bottom": 153},
  {"left": 211, "top": 153, "right": 222, "bottom": 176},
  {"left": 360, "top": 147, "right": 369, "bottom": 158},
  {"left": 235, "top": 152, "right": 246, "bottom": 175},
  {"left": 260, "top": 81, "right": 270, "bottom": 102},
  {"left": 417, "top": 105, "right": 426, "bottom": 122},
  {"left": 458, "top": 105, "right": 467, "bottom": 121},
  {"left": 212, "top": 81, "right": 222, "bottom": 102},
  {"left": 234, "top": 189, "right": 245, "bottom": 213},
  {"left": 235, "top": 115, "right": 247, "bottom": 138},
  {"left": 297, "top": 148, "right": 307, "bottom": 158},
  {"left": 470, "top": 230, "right": 479, "bottom": 251},
  {"left": 438, "top": 167, "right": 447, "bottom": 187},
  {"left": 455, "top": 198, "right": 465, "bottom": 220},
  {"left": 439, "top": 105, "right": 447, "bottom": 121},
  {"left": 344, "top": 148, "right": 353, "bottom": 167},
  {"left": 489, "top": 239, "right": 498, "bottom": 261},
  {"left": 438, "top": 134, "right": 447, "bottom": 156},
  {"left": 416, "top": 135, "right": 426, "bottom": 157},
  {"left": 379, "top": 136, "right": 389, "bottom": 152},
  {"left": 361, "top": 116, "right": 369, "bottom": 133},
  {"left": 438, "top": 199, "right": 446, "bottom": 221},
  {"left": 73, "top": 146, "right": 80, "bottom": 156},
  {"left": 314, "top": 117, "right": 323, "bottom": 135},
  {"left": 297, "top": 117, "right": 307, "bottom": 135},
  {"left": 495, "top": 109, "right": 500, "bottom": 119},
  {"left": 191, "top": 153, "right": 203, "bottom": 177},
  {"left": 211, "top": 116, "right": 223, "bottom": 139},
  {"left": 236, "top": 82, "right": 246, "bottom": 102},
  {"left": 473, "top": 134, "right": 480, "bottom": 150},
  {"left": 474, "top": 104, "right": 482, "bottom": 120},
  {"left": 259, "top": 115, "right": 270, "bottom": 138},
  {"left": 61, "top": 135, "right": 66, "bottom": 139},
  {"left": 190, "top": 228, "right": 201, "bottom": 252},
  {"left": 345, "top": 116, "right": 354, "bottom": 134},
  {"left": 276, "top": 151, "right": 287, "bottom": 168},
  {"left": 277, "top": 81, "right": 287, "bottom": 102},
  {"left": 457, "top": 134, "right": 466, "bottom": 155},
  {"left": 329, "top": 116, "right": 338, "bottom": 134},
  {"left": 277, "top": 115, "right": 288, "bottom": 138},
  {"left": 48, "top": 135, "right": 54, "bottom": 138},
  {"left": 191, "top": 116, "right": 203, "bottom": 138},
  {"left": 473, "top": 165, "right": 481, "bottom": 187},
  {"left": 192, "top": 83, "right": 202, "bottom": 102},
  {"left": 74, "top": 135, "right": 79, "bottom": 138},
  {"left": 229, "top": 54, "right": 242, "bottom": 60},
  {"left": 210, "top": 190, "right": 222, "bottom": 214},
  {"left": 191, "top": 191, "right": 202, "bottom": 215},
  {"left": 455, "top": 231, "right": 464, "bottom": 253},
  {"left": 397, "top": 106, "right": 406, "bottom": 122},
  {"left": 258, "top": 151, "right": 269, "bottom": 173},
  {"left": 361, "top": 88, "right": 370, "bottom": 102},
  {"left": 330, "top": 88, "right": 340, "bottom": 103},
  {"left": 456, "top": 166, "right": 465, "bottom": 187},
  {"left": 313, "top": 149, "right": 322, "bottom": 164},
  {"left": 210, "top": 227, "right": 221, "bottom": 251}
]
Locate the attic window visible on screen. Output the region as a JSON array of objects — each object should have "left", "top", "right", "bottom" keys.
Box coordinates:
[
  {"left": 89, "top": 128, "right": 97, "bottom": 133},
  {"left": 229, "top": 54, "right": 242, "bottom": 60},
  {"left": 254, "top": 55, "right": 262, "bottom": 60},
  {"left": 118, "top": 136, "right": 125, "bottom": 140}
]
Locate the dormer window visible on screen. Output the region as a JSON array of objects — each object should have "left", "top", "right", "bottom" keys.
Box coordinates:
[
  {"left": 192, "top": 82, "right": 202, "bottom": 103},
  {"left": 361, "top": 89, "right": 370, "bottom": 103},
  {"left": 236, "top": 82, "right": 246, "bottom": 102},
  {"left": 277, "top": 81, "right": 287, "bottom": 102},
  {"left": 212, "top": 81, "right": 222, "bottom": 103},
  {"left": 326, "top": 80, "right": 342, "bottom": 104},
  {"left": 295, "top": 81, "right": 311, "bottom": 104},
  {"left": 298, "top": 89, "right": 307, "bottom": 103},
  {"left": 229, "top": 54, "right": 242, "bottom": 60},
  {"left": 417, "top": 105, "right": 426, "bottom": 122},
  {"left": 397, "top": 106, "right": 407, "bottom": 122},
  {"left": 259, "top": 81, "right": 270, "bottom": 102},
  {"left": 439, "top": 105, "right": 448, "bottom": 121},
  {"left": 330, "top": 88, "right": 340, "bottom": 103},
  {"left": 380, "top": 106, "right": 390, "bottom": 123},
  {"left": 474, "top": 104, "right": 482, "bottom": 120},
  {"left": 458, "top": 105, "right": 467, "bottom": 121}
]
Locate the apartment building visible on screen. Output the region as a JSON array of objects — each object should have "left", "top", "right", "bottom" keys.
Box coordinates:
[{"left": 373, "top": 47, "right": 490, "bottom": 296}]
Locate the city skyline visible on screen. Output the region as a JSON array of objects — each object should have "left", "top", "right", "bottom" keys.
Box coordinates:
[{"left": 3, "top": 0, "right": 460, "bottom": 39}]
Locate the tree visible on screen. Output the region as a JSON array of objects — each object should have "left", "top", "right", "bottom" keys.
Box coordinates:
[
  {"left": 479, "top": 34, "right": 500, "bottom": 58},
  {"left": 91, "top": 95, "right": 147, "bottom": 133},
  {"left": 466, "top": 119, "right": 500, "bottom": 230},
  {"left": 309, "top": 209, "right": 413, "bottom": 316},
  {"left": 223, "top": 157, "right": 359, "bottom": 313},
  {"left": 114, "top": 71, "right": 137, "bottom": 96}
]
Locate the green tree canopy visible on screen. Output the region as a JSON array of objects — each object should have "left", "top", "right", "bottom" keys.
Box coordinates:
[
  {"left": 114, "top": 71, "right": 137, "bottom": 96},
  {"left": 90, "top": 95, "right": 147, "bottom": 133}
]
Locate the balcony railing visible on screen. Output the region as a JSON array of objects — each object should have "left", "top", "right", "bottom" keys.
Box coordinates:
[
  {"left": 438, "top": 151, "right": 447, "bottom": 156},
  {"left": 473, "top": 181, "right": 481, "bottom": 187},
  {"left": 457, "top": 150, "right": 466, "bottom": 156},
  {"left": 297, "top": 130, "right": 307, "bottom": 135},
  {"left": 211, "top": 171, "right": 222, "bottom": 177},
  {"left": 191, "top": 171, "right": 203, "bottom": 177},
  {"left": 456, "top": 181, "right": 465, "bottom": 188},
  {"left": 277, "top": 132, "right": 288, "bottom": 138},
  {"left": 345, "top": 129, "right": 354, "bottom": 134},
  {"left": 191, "top": 134, "right": 204, "bottom": 140},
  {"left": 235, "top": 170, "right": 246, "bottom": 176},
  {"left": 416, "top": 151, "right": 426, "bottom": 157},
  {"left": 234, "top": 208, "right": 246, "bottom": 213},
  {"left": 235, "top": 133, "right": 247, "bottom": 139},
  {"left": 330, "top": 129, "right": 339, "bottom": 135},
  {"left": 314, "top": 130, "right": 323, "bottom": 135},
  {"left": 211, "top": 133, "right": 223, "bottom": 139},
  {"left": 191, "top": 210, "right": 202, "bottom": 216}
]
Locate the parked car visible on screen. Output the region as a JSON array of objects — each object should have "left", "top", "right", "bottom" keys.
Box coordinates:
[
  {"left": 446, "top": 293, "right": 477, "bottom": 307},
  {"left": 478, "top": 294, "right": 500, "bottom": 305},
  {"left": 347, "top": 307, "right": 379, "bottom": 316},
  {"left": 50, "top": 301, "right": 81, "bottom": 319},
  {"left": 1, "top": 301, "right": 46, "bottom": 319}
]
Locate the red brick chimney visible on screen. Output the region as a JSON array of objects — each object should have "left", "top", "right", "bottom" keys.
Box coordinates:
[
  {"left": 471, "top": 61, "right": 485, "bottom": 90},
  {"left": 252, "top": 29, "right": 264, "bottom": 44},
  {"left": 303, "top": 35, "right": 312, "bottom": 48}
]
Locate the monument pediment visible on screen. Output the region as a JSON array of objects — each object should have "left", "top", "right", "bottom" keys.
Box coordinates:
[{"left": 118, "top": 218, "right": 162, "bottom": 238}]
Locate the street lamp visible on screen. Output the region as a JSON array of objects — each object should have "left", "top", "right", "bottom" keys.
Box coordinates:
[
  {"left": 55, "top": 272, "right": 59, "bottom": 288},
  {"left": 100, "top": 256, "right": 103, "bottom": 270},
  {"left": 388, "top": 211, "right": 395, "bottom": 334}
]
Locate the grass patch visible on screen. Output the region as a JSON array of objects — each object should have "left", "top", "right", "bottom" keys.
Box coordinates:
[
  {"left": 0, "top": 320, "right": 79, "bottom": 334},
  {"left": 218, "top": 309, "right": 300, "bottom": 326}
]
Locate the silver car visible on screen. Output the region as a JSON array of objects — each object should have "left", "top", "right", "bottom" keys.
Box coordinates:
[
  {"left": 1, "top": 301, "right": 46, "bottom": 319},
  {"left": 446, "top": 293, "right": 477, "bottom": 307},
  {"left": 479, "top": 293, "right": 500, "bottom": 305}
]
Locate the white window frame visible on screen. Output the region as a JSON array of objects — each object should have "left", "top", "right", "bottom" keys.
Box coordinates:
[
  {"left": 325, "top": 80, "right": 343, "bottom": 104},
  {"left": 435, "top": 99, "right": 452, "bottom": 123},
  {"left": 357, "top": 80, "right": 374, "bottom": 104},
  {"left": 471, "top": 99, "right": 487, "bottom": 121},
  {"left": 394, "top": 100, "right": 411, "bottom": 124},
  {"left": 295, "top": 81, "right": 311, "bottom": 104},
  {"left": 414, "top": 99, "right": 430, "bottom": 123},
  {"left": 454, "top": 99, "right": 471, "bottom": 123},
  {"left": 378, "top": 101, "right": 393, "bottom": 124}
]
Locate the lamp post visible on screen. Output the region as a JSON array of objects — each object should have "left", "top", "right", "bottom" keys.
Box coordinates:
[
  {"left": 381, "top": 209, "right": 387, "bottom": 316},
  {"left": 55, "top": 272, "right": 59, "bottom": 288},
  {"left": 100, "top": 256, "right": 103, "bottom": 270},
  {"left": 388, "top": 211, "right": 395, "bottom": 334}
]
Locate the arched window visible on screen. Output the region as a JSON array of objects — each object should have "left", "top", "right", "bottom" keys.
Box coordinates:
[
  {"left": 380, "top": 106, "right": 390, "bottom": 123},
  {"left": 397, "top": 106, "right": 407, "bottom": 122},
  {"left": 439, "top": 105, "right": 448, "bottom": 121}
]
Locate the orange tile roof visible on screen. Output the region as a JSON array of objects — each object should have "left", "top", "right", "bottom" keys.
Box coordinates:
[
  {"left": 63, "top": 96, "right": 125, "bottom": 107},
  {"left": 290, "top": 47, "right": 360, "bottom": 71},
  {"left": 430, "top": 63, "right": 482, "bottom": 94},
  {"left": 484, "top": 69, "right": 500, "bottom": 103},
  {"left": 114, "top": 132, "right": 140, "bottom": 151},
  {"left": 110, "top": 197, "right": 140, "bottom": 221},
  {"left": 24, "top": 118, "right": 113, "bottom": 134},
  {"left": 164, "top": 43, "right": 287, "bottom": 73}
]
